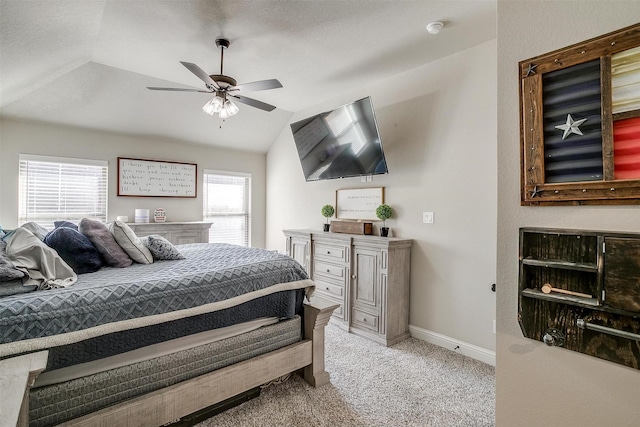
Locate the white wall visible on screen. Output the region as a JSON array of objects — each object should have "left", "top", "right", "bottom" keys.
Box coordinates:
[
  {"left": 266, "top": 40, "right": 498, "bottom": 354},
  {"left": 0, "top": 119, "right": 267, "bottom": 248},
  {"left": 497, "top": 2, "right": 640, "bottom": 425}
]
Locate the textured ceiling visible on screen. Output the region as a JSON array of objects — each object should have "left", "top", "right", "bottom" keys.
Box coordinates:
[{"left": 0, "top": 0, "right": 496, "bottom": 153}]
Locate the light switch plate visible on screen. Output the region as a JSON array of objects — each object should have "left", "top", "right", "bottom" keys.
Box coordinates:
[{"left": 423, "top": 212, "right": 434, "bottom": 224}]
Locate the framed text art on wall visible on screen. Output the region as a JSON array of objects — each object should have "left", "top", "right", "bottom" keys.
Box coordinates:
[
  {"left": 336, "top": 187, "right": 384, "bottom": 220},
  {"left": 519, "top": 23, "right": 640, "bottom": 205},
  {"left": 118, "top": 157, "right": 197, "bottom": 198}
]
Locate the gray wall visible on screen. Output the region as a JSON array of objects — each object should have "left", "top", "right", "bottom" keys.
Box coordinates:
[
  {"left": 266, "top": 40, "right": 498, "bottom": 355},
  {"left": 497, "top": 1, "right": 640, "bottom": 425},
  {"left": 0, "top": 119, "right": 267, "bottom": 248}
]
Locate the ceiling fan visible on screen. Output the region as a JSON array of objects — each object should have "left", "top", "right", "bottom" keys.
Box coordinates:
[{"left": 147, "top": 38, "right": 282, "bottom": 119}]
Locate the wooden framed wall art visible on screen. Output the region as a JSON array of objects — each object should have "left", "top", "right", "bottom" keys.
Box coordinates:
[
  {"left": 118, "top": 157, "right": 197, "bottom": 197},
  {"left": 520, "top": 23, "right": 640, "bottom": 205}
]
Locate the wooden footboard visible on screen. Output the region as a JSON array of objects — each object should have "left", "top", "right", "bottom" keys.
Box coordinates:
[{"left": 0, "top": 300, "right": 337, "bottom": 427}]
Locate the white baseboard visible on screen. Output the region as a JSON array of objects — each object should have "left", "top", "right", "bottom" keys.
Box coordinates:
[{"left": 408, "top": 324, "right": 496, "bottom": 367}]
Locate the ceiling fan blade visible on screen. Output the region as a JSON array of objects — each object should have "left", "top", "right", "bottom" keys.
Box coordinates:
[
  {"left": 232, "top": 79, "right": 283, "bottom": 92},
  {"left": 147, "top": 87, "right": 211, "bottom": 93},
  {"left": 230, "top": 94, "right": 277, "bottom": 112},
  {"left": 180, "top": 61, "right": 220, "bottom": 90}
]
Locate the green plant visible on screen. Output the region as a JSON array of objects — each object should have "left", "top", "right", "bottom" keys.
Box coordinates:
[
  {"left": 321, "top": 204, "right": 335, "bottom": 224},
  {"left": 375, "top": 204, "right": 392, "bottom": 227}
]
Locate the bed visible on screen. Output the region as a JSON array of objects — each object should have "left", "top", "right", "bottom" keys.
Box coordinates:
[{"left": 0, "top": 241, "right": 336, "bottom": 427}]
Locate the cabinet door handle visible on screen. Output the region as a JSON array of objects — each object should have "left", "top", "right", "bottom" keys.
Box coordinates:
[{"left": 351, "top": 275, "right": 356, "bottom": 279}]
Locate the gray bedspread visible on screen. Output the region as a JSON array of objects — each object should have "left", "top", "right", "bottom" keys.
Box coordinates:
[{"left": 0, "top": 243, "right": 309, "bottom": 347}]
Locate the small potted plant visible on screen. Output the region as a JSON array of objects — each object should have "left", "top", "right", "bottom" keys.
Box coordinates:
[
  {"left": 376, "top": 204, "right": 392, "bottom": 237},
  {"left": 321, "top": 204, "right": 335, "bottom": 232}
]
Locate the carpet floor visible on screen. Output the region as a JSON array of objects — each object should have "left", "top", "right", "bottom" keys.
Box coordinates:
[{"left": 197, "top": 323, "right": 495, "bottom": 427}]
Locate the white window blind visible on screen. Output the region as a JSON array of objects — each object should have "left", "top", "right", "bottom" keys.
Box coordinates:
[
  {"left": 19, "top": 154, "right": 108, "bottom": 229},
  {"left": 203, "top": 170, "right": 251, "bottom": 246}
]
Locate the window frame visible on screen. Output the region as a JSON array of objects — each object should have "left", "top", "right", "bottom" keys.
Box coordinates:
[
  {"left": 18, "top": 154, "right": 108, "bottom": 228},
  {"left": 202, "top": 169, "right": 252, "bottom": 247},
  {"left": 520, "top": 23, "right": 640, "bottom": 205}
]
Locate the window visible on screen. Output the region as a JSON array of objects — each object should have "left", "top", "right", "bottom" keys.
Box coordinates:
[
  {"left": 203, "top": 170, "right": 251, "bottom": 246},
  {"left": 19, "top": 154, "right": 108, "bottom": 229},
  {"left": 519, "top": 23, "right": 640, "bottom": 205}
]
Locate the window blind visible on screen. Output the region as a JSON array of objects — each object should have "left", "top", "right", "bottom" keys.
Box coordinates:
[
  {"left": 19, "top": 154, "right": 108, "bottom": 229},
  {"left": 203, "top": 170, "right": 251, "bottom": 246}
]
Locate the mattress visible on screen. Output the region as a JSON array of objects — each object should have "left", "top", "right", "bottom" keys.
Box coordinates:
[
  {"left": 44, "top": 288, "right": 305, "bottom": 370},
  {"left": 29, "top": 316, "right": 303, "bottom": 427},
  {"left": 0, "top": 243, "right": 311, "bottom": 359}
]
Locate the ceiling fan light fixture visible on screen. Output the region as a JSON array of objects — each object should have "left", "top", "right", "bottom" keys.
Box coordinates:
[
  {"left": 219, "top": 99, "right": 239, "bottom": 119},
  {"left": 202, "top": 95, "right": 224, "bottom": 115}
]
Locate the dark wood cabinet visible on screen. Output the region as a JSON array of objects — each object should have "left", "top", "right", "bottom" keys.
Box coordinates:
[{"left": 519, "top": 228, "right": 640, "bottom": 369}]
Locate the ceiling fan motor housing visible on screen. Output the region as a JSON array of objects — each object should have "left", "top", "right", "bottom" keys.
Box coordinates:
[{"left": 210, "top": 74, "right": 237, "bottom": 88}]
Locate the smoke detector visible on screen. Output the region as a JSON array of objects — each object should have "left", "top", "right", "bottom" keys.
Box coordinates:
[{"left": 426, "top": 21, "right": 444, "bottom": 35}]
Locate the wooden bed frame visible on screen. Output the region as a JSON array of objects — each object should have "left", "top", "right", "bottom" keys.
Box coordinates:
[{"left": 1, "top": 300, "right": 337, "bottom": 427}]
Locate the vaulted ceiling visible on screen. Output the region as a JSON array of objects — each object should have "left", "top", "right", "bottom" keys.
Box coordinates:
[{"left": 0, "top": 0, "right": 496, "bottom": 153}]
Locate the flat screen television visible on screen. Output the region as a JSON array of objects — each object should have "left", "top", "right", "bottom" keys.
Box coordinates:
[{"left": 290, "top": 96, "right": 388, "bottom": 181}]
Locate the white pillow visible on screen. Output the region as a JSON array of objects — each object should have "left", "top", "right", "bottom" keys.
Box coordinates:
[{"left": 108, "top": 221, "right": 153, "bottom": 264}]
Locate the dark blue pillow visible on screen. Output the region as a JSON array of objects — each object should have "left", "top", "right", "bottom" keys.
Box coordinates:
[
  {"left": 44, "top": 227, "right": 103, "bottom": 274},
  {"left": 54, "top": 220, "right": 79, "bottom": 231}
]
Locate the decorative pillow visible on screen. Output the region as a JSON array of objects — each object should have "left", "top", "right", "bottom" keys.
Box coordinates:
[
  {"left": 79, "top": 218, "right": 133, "bottom": 268},
  {"left": 44, "top": 227, "right": 103, "bottom": 274},
  {"left": 0, "top": 240, "right": 25, "bottom": 281},
  {"left": 108, "top": 221, "right": 153, "bottom": 264},
  {"left": 141, "top": 235, "right": 185, "bottom": 260},
  {"left": 54, "top": 220, "right": 79, "bottom": 231}
]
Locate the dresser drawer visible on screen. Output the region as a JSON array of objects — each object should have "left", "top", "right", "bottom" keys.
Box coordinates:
[
  {"left": 314, "top": 278, "right": 344, "bottom": 298},
  {"left": 351, "top": 308, "right": 379, "bottom": 332},
  {"left": 313, "top": 242, "right": 348, "bottom": 262},
  {"left": 313, "top": 260, "right": 347, "bottom": 281}
]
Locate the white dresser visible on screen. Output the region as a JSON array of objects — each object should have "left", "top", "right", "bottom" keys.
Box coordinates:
[{"left": 127, "top": 222, "right": 211, "bottom": 245}]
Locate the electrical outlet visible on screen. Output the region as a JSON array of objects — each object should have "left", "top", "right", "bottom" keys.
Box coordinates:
[{"left": 423, "top": 212, "right": 434, "bottom": 224}]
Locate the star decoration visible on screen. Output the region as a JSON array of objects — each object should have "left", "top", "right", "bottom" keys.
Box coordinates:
[
  {"left": 555, "top": 114, "right": 587, "bottom": 140},
  {"left": 524, "top": 63, "right": 538, "bottom": 76},
  {"left": 530, "top": 186, "right": 544, "bottom": 198}
]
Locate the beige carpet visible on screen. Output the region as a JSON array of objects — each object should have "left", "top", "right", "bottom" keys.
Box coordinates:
[{"left": 197, "top": 323, "right": 495, "bottom": 427}]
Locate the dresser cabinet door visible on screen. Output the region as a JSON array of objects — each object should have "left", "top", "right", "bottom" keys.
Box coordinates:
[{"left": 352, "top": 246, "right": 380, "bottom": 310}]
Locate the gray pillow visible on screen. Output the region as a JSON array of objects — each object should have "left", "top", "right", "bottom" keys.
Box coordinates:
[
  {"left": 79, "top": 218, "right": 133, "bottom": 268},
  {"left": 141, "top": 235, "right": 185, "bottom": 260},
  {"left": 0, "top": 240, "right": 25, "bottom": 281},
  {"left": 108, "top": 221, "right": 153, "bottom": 264}
]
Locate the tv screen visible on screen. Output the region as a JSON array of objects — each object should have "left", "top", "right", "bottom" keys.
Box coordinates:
[{"left": 290, "top": 97, "right": 388, "bottom": 181}]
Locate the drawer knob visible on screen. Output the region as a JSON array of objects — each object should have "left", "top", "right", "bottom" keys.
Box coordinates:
[
  {"left": 327, "top": 269, "right": 330, "bottom": 273},
  {"left": 326, "top": 287, "right": 329, "bottom": 290},
  {"left": 327, "top": 251, "right": 331, "bottom": 254}
]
